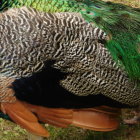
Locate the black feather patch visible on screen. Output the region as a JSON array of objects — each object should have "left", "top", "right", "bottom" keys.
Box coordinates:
[{"left": 13, "top": 60, "right": 133, "bottom": 109}]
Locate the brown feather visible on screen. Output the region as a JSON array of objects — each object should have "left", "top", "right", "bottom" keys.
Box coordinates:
[
  {"left": 1, "top": 100, "right": 49, "bottom": 137},
  {"left": 21, "top": 101, "right": 121, "bottom": 132}
]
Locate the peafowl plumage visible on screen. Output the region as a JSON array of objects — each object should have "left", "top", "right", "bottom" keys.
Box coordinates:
[{"left": 0, "top": 0, "right": 140, "bottom": 138}]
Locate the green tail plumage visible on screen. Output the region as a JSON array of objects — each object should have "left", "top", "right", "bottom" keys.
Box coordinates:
[
  {"left": 0, "top": 112, "right": 11, "bottom": 121},
  {"left": 1, "top": 0, "right": 140, "bottom": 79}
]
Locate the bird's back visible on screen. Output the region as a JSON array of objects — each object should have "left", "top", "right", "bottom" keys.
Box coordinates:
[{"left": 0, "top": 6, "right": 139, "bottom": 107}]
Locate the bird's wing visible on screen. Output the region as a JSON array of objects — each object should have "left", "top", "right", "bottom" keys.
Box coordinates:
[{"left": 22, "top": 101, "right": 121, "bottom": 131}]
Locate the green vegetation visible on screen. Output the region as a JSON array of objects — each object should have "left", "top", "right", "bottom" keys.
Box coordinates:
[
  {"left": 103, "top": 0, "right": 140, "bottom": 7},
  {"left": 0, "top": 113, "right": 140, "bottom": 140}
]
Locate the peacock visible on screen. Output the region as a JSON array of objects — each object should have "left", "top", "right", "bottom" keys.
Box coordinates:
[{"left": 0, "top": 0, "right": 140, "bottom": 139}]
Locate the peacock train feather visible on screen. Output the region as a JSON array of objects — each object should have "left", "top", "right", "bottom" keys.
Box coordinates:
[{"left": 0, "top": 0, "right": 140, "bottom": 79}]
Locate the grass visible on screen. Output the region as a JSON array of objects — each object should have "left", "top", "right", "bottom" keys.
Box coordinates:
[
  {"left": 0, "top": 0, "right": 140, "bottom": 140},
  {"left": 103, "top": 0, "right": 140, "bottom": 7}
]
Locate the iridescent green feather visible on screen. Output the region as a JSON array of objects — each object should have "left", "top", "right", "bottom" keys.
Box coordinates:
[{"left": 1, "top": 0, "right": 140, "bottom": 79}]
